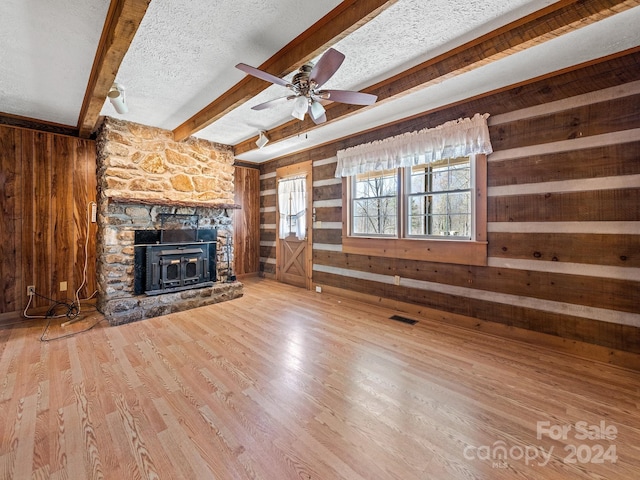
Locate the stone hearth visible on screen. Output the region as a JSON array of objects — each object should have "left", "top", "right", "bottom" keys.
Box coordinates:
[{"left": 96, "top": 202, "right": 243, "bottom": 325}]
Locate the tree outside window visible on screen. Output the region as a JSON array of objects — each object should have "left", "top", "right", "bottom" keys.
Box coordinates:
[
  {"left": 407, "top": 157, "right": 471, "bottom": 238},
  {"left": 351, "top": 169, "right": 398, "bottom": 236},
  {"left": 349, "top": 157, "right": 473, "bottom": 240}
]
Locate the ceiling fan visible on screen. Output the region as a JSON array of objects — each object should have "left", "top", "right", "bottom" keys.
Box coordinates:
[{"left": 236, "top": 48, "right": 377, "bottom": 125}]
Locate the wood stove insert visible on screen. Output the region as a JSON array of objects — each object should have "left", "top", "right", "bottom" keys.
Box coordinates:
[{"left": 133, "top": 214, "right": 217, "bottom": 295}]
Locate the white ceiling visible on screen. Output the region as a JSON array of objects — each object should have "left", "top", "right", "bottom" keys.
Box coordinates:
[
  {"left": 1, "top": 1, "right": 639, "bottom": 163},
  {"left": 0, "top": 0, "right": 111, "bottom": 125}
]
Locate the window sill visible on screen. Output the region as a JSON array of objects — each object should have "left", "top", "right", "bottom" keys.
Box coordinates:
[{"left": 342, "top": 236, "right": 487, "bottom": 266}]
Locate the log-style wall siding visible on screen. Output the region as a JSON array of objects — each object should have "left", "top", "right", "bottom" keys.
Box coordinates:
[
  {"left": 0, "top": 126, "right": 97, "bottom": 316},
  {"left": 258, "top": 52, "right": 640, "bottom": 354}
]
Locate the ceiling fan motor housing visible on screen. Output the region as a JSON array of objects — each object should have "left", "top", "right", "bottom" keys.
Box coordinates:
[{"left": 293, "top": 64, "right": 313, "bottom": 95}]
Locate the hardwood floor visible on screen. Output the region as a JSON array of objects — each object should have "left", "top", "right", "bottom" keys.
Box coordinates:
[{"left": 1, "top": 277, "right": 639, "bottom": 479}]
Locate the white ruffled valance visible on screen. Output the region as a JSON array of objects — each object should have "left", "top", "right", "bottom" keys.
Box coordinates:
[{"left": 335, "top": 113, "right": 493, "bottom": 177}]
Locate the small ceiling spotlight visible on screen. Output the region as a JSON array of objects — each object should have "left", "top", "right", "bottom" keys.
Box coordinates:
[
  {"left": 256, "top": 131, "right": 269, "bottom": 149},
  {"left": 108, "top": 83, "right": 128, "bottom": 114}
]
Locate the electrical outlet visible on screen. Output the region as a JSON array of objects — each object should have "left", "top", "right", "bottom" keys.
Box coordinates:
[
  {"left": 27, "top": 285, "right": 35, "bottom": 296},
  {"left": 60, "top": 281, "right": 68, "bottom": 292},
  {"left": 315, "top": 285, "right": 322, "bottom": 293},
  {"left": 394, "top": 275, "right": 401, "bottom": 286},
  {"left": 91, "top": 202, "right": 97, "bottom": 223}
]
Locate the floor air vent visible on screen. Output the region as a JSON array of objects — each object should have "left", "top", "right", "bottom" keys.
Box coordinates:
[{"left": 389, "top": 314, "right": 418, "bottom": 325}]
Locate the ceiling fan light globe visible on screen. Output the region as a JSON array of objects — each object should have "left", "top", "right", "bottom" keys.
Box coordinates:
[
  {"left": 310, "top": 100, "right": 325, "bottom": 120},
  {"left": 291, "top": 96, "right": 308, "bottom": 120}
]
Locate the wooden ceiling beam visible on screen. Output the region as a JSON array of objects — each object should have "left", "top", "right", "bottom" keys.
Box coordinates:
[
  {"left": 172, "top": 0, "right": 397, "bottom": 142},
  {"left": 77, "top": 0, "right": 151, "bottom": 138},
  {"left": 234, "top": 0, "right": 640, "bottom": 156}
]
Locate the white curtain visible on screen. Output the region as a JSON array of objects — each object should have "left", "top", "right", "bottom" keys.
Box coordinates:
[
  {"left": 278, "top": 176, "right": 307, "bottom": 240},
  {"left": 334, "top": 113, "right": 493, "bottom": 177}
]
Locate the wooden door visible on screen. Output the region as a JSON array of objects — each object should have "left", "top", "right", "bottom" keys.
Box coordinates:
[{"left": 276, "top": 161, "right": 312, "bottom": 289}]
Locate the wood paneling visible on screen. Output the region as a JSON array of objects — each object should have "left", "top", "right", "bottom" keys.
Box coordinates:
[
  {"left": 52, "top": 135, "right": 74, "bottom": 301},
  {"left": 260, "top": 211, "right": 276, "bottom": 225},
  {"left": 260, "top": 176, "right": 276, "bottom": 191},
  {"left": 313, "top": 249, "right": 639, "bottom": 314},
  {"left": 314, "top": 206, "right": 343, "bottom": 222},
  {"left": 313, "top": 161, "right": 338, "bottom": 181},
  {"left": 259, "top": 245, "right": 275, "bottom": 260},
  {"left": 262, "top": 263, "right": 276, "bottom": 276},
  {"left": 234, "top": 166, "right": 260, "bottom": 275},
  {"left": 489, "top": 188, "right": 640, "bottom": 222},
  {"left": 488, "top": 232, "right": 640, "bottom": 267},
  {"left": 261, "top": 230, "right": 276, "bottom": 243},
  {"left": 342, "top": 236, "right": 488, "bottom": 266},
  {"left": 312, "top": 229, "right": 342, "bottom": 245},
  {"left": 73, "top": 139, "right": 98, "bottom": 299},
  {"left": 489, "top": 94, "right": 640, "bottom": 151},
  {"left": 32, "top": 132, "right": 52, "bottom": 310},
  {"left": 0, "top": 127, "right": 20, "bottom": 313},
  {"left": 314, "top": 183, "right": 342, "bottom": 201},
  {"left": 260, "top": 193, "right": 276, "bottom": 209},
  {"left": 488, "top": 141, "right": 640, "bottom": 186},
  {"left": 0, "top": 125, "right": 97, "bottom": 316}
]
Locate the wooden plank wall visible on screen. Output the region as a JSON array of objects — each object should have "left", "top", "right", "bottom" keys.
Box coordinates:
[
  {"left": 0, "top": 125, "right": 97, "bottom": 317},
  {"left": 258, "top": 51, "right": 640, "bottom": 355},
  {"left": 233, "top": 165, "right": 260, "bottom": 275}
]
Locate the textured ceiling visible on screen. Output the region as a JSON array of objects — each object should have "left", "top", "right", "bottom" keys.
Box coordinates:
[
  {"left": 197, "top": 0, "right": 557, "bottom": 146},
  {"left": 103, "top": 0, "right": 344, "bottom": 129},
  {"left": 0, "top": 0, "right": 110, "bottom": 125},
  {"left": 1, "top": 0, "right": 639, "bottom": 163}
]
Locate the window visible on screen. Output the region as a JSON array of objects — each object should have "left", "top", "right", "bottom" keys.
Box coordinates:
[
  {"left": 278, "top": 175, "right": 307, "bottom": 240},
  {"left": 348, "top": 156, "right": 475, "bottom": 240},
  {"left": 336, "top": 114, "right": 492, "bottom": 266},
  {"left": 351, "top": 169, "right": 398, "bottom": 236},
  {"left": 406, "top": 156, "right": 472, "bottom": 238},
  {"left": 343, "top": 155, "right": 486, "bottom": 265}
]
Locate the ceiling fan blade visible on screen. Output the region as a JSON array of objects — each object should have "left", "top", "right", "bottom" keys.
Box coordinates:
[
  {"left": 321, "top": 89, "right": 378, "bottom": 105},
  {"left": 236, "top": 63, "right": 291, "bottom": 88},
  {"left": 309, "top": 48, "right": 345, "bottom": 88},
  {"left": 251, "top": 95, "right": 296, "bottom": 111}
]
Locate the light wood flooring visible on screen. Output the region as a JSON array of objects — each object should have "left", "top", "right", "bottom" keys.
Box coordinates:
[{"left": 1, "top": 277, "right": 639, "bottom": 479}]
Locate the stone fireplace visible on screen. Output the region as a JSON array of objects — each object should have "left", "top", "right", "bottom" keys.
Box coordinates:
[{"left": 95, "top": 118, "right": 243, "bottom": 325}]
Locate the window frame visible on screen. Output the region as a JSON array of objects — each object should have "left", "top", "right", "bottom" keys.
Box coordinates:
[
  {"left": 342, "top": 154, "right": 487, "bottom": 266},
  {"left": 350, "top": 168, "right": 400, "bottom": 238},
  {"left": 404, "top": 155, "right": 475, "bottom": 240}
]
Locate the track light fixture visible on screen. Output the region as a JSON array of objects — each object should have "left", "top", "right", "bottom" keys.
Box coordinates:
[
  {"left": 108, "top": 83, "right": 128, "bottom": 114},
  {"left": 256, "top": 131, "right": 269, "bottom": 149}
]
